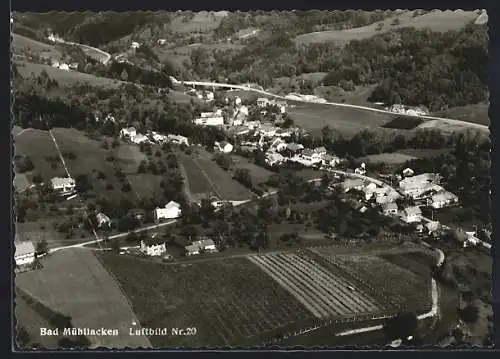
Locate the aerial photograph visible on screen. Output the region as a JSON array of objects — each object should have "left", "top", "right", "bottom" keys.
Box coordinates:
[{"left": 12, "top": 9, "right": 491, "bottom": 349}]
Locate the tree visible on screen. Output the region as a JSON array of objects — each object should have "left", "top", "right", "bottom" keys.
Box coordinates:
[
  {"left": 384, "top": 312, "right": 418, "bottom": 340},
  {"left": 110, "top": 239, "right": 121, "bottom": 253},
  {"left": 35, "top": 239, "right": 48, "bottom": 256},
  {"left": 460, "top": 304, "right": 479, "bottom": 324},
  {"left": 233, "top": 168, "right": 252, "bottom": 189}
]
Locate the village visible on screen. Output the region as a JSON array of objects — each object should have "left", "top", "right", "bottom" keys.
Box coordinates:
[{"left": 14, "top": 89, "right": 487, "bottom": 271}]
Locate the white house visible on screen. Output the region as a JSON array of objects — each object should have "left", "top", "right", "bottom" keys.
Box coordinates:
[
  {"left": 430, "top": 191, "right": 459, "bottom": 209},
  {"left": 234, "top": 97, "right": 242, "bottom": 106},
  {"left": 425, "top": 221, "right": 440, "bottom": 234},
  {"left": 382, "top": 202, "right": 398, "bottom": 216},
  {"left": 194, "top": 116, "right": 224, "bottom": 126},
  {"left": 140, "top": 238, "right": 167, "bottom": 256},
  {"left": 322, "top": 154, "right": 341, "bottom": 167},
  {"left": 298, "top": 149, "right": 323, "bottom": 165},
  {"left": 69, "top": 63, "right": 79, "bottom": 70},
  {"left": 269, "top": 138, "right": 288, "bottom": 152},
  {"left": 354, "top": 163, "right": 366, "bottom": 175},
  {"left": 50, "top": 177, "right": 76, "bottom": 194},
  {"left": 131, "top": 41, "right": 141, "bottom": 49},
  {"left": 205, "top": 92, "right": 215, "bottom": 102},
  {"left": 58, "top": 62, "right": 70, "bottom": 71},
  {"left": 150, "top": 132, "right": 167, "bottom": 143},
  {"left": 185, "top": 239, "right": 218, "bottom": 256},
  {"left": 259, "top": 124, "right": 277, "bottom": 137},
  {"left": 120, "top": 127, "right": 137, "bottom": 139},
  {"left": 402, "top": 168, "right": 415, "bottom": 177},
  {"left": 167, "top": 134, "right": 190, "bottom": 146},
  {"left": 401, "top": 206, "right": 422, "bottom": 223},
  {"left": 157, "top": 39, "right": 167, "bottom": 45},
  {"left": 15, "top": 241, "right": 36, "bottom": 267},
  {"left": 245, "top": 120, "right": 261, "bottom": 130},
  {"left": 96, "top": 212, "right": 111, "bottom": 228},
  {"left": 214, "top": 141, "right": 233, "bottom": 153},
  {"left": 154, "top": 201, "right": 182, "bottom": 221},
  {"left": 130, "top": 133, "right": 149, "bottom": 144},
  {"left": 257, "top": 98, "right": 270, "bottom": 108},
  {"left": 266, "top": 152, "right": 286, "bottom": 166},
  {"left": 238, "top": 105, "right": 249, "bottom": 117}
]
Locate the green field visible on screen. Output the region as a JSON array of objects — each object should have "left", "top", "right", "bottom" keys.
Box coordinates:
[
  {"left": 14, "top": 128, "right": 66, "bottom": 182},
  {"left": 287, "top": 102, "right": 395, "bottom": 136},
  {"left": 294, "top": 10, "right": 480, "bottom": 46},
  {"left": 12, "top": 33, "right": 62, "bottom": 59},
  {"left": 435, "top": 103, "right": 490, "bottom": 126},
  {"left": 178, "top": 152, "right": 254, "bottom": 202},
  {"left": 15, "top": 249, "right": 151, "bottom": 349},
  {"left": 230, "top": 155, "right": 274, "bottom": 185},
  {"left": 358, "top": 152, "right": 418, "bottom": 165}
]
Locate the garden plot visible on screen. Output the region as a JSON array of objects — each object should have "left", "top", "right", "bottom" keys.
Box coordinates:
[
  {"left": 248, "top": 252, "right": 380, "bottom": 319},
  {"left": 309, "top": 250, "right": 433, "bottom": 313}
]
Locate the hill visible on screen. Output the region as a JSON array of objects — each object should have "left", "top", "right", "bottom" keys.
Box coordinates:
[
  {"left": 294, "top": 10, "right": 482, "bottom": 46},
  {"left": 12, "top": 33, "right": 62, "bottom": 60}
]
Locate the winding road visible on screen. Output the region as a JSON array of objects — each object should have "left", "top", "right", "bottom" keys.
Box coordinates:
[{"left": 48, "top": 35, "right": 111, "bottom": 65}]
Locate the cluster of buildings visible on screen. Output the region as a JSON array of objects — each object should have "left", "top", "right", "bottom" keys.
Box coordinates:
[
  {"left": 139, "top": 236, "right": 217, "bottom": 258},
  {"left": 397, "top": 171, "right": 458, "bottom": 209},
  {"left": 387, "top": 104, "right": 428, "bottom": 117},
  {"left": 188, "top": 88, "right": 215, "bottom": 102},
  {"left": 119, "top": 127, "right": 190, "bottom": 147}
]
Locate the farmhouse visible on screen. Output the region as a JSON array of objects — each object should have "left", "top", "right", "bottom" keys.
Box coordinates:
[
  {"left": 120, "top": 127, "right": 137, "bottom": 139},
  {"left": 259, "top": 124, "right": 277, "bottom": 137},
  {"left": 50, "top": 177, "right": 76, "bottom": 194},
  {"left": 286, "top": 143, "right": 304, "bottom": 153},
  {"left": 96, "top": 212, "right": 111, "bottom": 228},
  {"left": 399, "top": 173, "right": 442, "bottom": 199},
  {"left": 214, "top": 141, "right": 233, "bottom": 153},
  {"left": 257, "top": 98, "right": 270, "bottom": 108},
  {"left": 275, "top": 128, "right": 292, "bottom": 138},
  {"left": 245, "top": 120, "right": 261, "bottom": 130},
  {"left": 194, "top": 116, "right": 224, "bottom": 126},
  {"left": 131, "top": 41, "right": 141, "bottom": 49},
  {"left": 354, "top": 163, "right": 367, "bottom": 175},
  {"left": 15, "top": 241, "right": 36, "bottom": 268},
  {"left": 430, "top": 191, "right": 459, "bottom": 209},
  {"left": 130, "top": 133, "right": 149, "bottom": 144},
  {"left": 401, "top": 206, "right": 422, "bottom": 223},
  {"left": 140, "top": 237, "right": 167, "bottom": 257},
  {"left": 151, "top": 132, "right": 168, "bottom": 143},
  {"left": 269, "top": 138, "right": 288, "bottom": 152},
  {"left": 382, "top": 202, "right": 398, "bottom": 216},
  {"left": 266, "top": 152, "right": 286, "bottom": 166},
  {"left": 154, "top": 201, "right": 182, "bottom": 221},
  {"left": 425, "top": 220, "right": 440, "bottom": 234},
  {"left": 167, "top": 134, "right": 190, "bottom": 146},
  {"left": 340, "top": 178, "right": 365, "bottom": 193},
  {"left": 322, "top": 154, "right": 341, "bottom": 167},
  {"left": 402, "top": 168, "right": 415, "bottom": 177},
  {"left": 185, "top": 238, "right": 218, "bottom": 256}
]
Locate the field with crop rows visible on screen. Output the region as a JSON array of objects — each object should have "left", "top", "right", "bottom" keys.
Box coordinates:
[
  {"left": 248, "top": 252, "right": 381, "bottom": 319},
  {"left": 99, "top": 253, "right": 314, "bottom": 347},
  {"left": 308, "top": 247, "right": 433, "bottom": 313}
]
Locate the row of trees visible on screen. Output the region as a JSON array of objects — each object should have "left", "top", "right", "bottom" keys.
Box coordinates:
[{"left": 188, "top": 23, "right": 487, "bottom": 111}]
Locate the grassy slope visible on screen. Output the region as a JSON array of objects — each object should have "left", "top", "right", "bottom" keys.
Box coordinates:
[
  {"left": 15, "top": 249, "right": 151, "bottom": 348},
  {"left": 294, "top": 10, "right": 480, "bottom": 46},
  {"left": 12, "top": 33, "right": 62, "bottom": 59}
]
